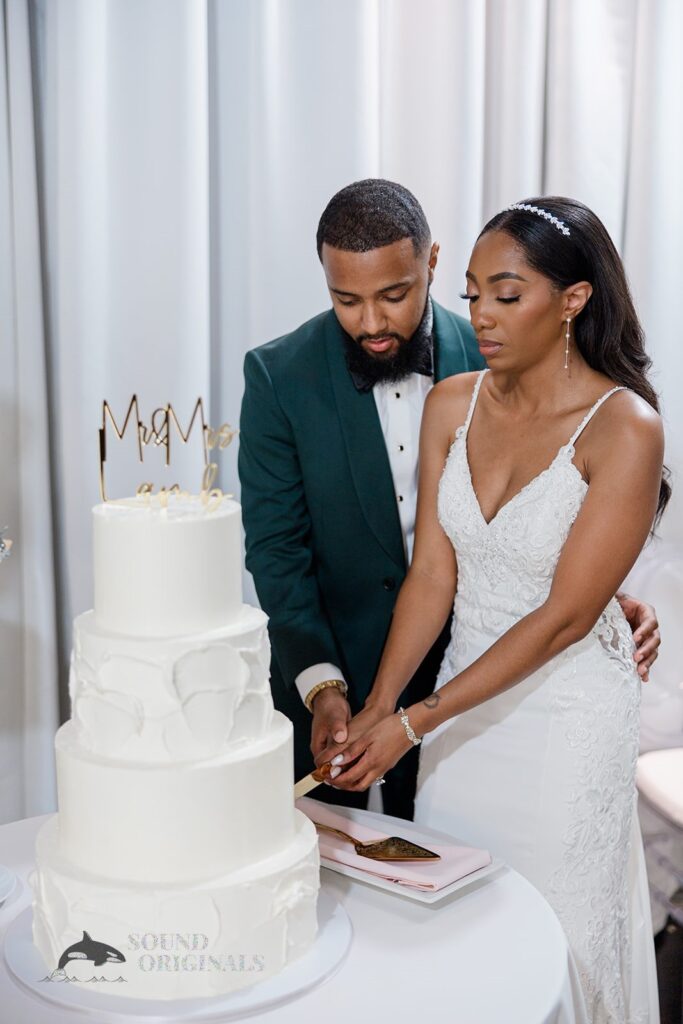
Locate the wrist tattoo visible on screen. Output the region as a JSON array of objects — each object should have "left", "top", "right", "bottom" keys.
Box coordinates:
[{"left": 423, "top": 694, "right": 441, "bottom": 710}]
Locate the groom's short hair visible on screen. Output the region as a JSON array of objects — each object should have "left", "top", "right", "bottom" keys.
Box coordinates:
[{"left": 316, "top": 179, "right": 431, "bottom": 259}]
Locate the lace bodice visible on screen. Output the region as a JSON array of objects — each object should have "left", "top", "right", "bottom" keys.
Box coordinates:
[{"left": 437, "top": 369, "right": 634, "bottom": 669}]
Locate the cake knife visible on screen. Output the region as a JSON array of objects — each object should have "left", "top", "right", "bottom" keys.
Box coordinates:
[{"left": 293, "top": 762, "right": 333, "bottom": 800}]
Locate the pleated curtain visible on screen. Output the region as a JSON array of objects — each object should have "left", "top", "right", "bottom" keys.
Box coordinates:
[{"left": 1, "top": 0, "right": 681, "bottom": 824}]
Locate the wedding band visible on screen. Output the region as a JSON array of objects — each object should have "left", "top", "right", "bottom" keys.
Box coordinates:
[{"left": 374, "top": 777, "right": 386, "bottom": 786}]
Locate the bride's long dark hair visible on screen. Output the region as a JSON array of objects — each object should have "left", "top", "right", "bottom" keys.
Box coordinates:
[{"left": 480, "top": 197, "right": 671, "bottom": 526}]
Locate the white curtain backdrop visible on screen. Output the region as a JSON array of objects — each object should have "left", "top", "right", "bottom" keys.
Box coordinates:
[
  {"left": 1, "top": 0, "right": 682, "bottom": 828},
  {"left": 0, "top": 0, "right": 59, "bottom": 821},
  {"left": 34, "top": 0, "right": 212, "bottom": 662}
]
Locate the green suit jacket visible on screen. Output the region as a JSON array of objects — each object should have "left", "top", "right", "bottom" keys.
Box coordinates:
[{"left": 238, "top": 301, "right": 484, "bottom": 776}]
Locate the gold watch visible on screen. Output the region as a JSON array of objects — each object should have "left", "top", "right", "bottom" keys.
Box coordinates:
[{"left": 305, "top": 678, "right": 348, "bottom": 713}]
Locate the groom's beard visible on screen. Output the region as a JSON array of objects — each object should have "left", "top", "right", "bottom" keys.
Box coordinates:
[{"left": 342, "top": 296, "right": 433, "bottom": 387}]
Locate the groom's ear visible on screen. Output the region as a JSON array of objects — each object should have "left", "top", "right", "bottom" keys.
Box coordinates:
[
  {"left": 427, "top": 241, "right": 440, "bottom": 282},
  {"left": 562, "top": 281, "right": 592, "bottom": 320}
]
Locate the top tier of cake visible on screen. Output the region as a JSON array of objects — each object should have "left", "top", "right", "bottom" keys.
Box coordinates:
[{"left": 93, "top": 495, "right": 242, "bottom": 637}]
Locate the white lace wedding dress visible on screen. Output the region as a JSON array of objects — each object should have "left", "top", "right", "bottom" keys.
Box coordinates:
[{"left": 414, "top": 369, "right": 659, "bottom": 1024}]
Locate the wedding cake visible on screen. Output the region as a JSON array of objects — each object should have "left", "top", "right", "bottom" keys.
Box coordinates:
[{"left": 31, "top": 494, "right": 320, "bottom": 1000}]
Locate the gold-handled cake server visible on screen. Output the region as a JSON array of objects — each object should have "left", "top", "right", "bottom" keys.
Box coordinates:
[{"left": 313, "top": 822, "right": 440, "bottom": 862}]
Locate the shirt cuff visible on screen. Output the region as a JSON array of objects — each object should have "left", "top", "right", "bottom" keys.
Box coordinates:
[{"left": 295, "top": 663, "right": 347, "bottom": 708}]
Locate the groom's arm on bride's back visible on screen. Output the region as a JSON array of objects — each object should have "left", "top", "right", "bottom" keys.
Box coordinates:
[
  {"left": 408, "top": 390, "right": 665, "bottom": 738},
  {"left": 614, "top": 590, "right": 660, "bottom": 680}
]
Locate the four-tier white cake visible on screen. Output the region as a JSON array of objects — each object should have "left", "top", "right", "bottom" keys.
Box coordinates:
[{"left": 31, "top": 494, "right": 320, "bottom": 1000}]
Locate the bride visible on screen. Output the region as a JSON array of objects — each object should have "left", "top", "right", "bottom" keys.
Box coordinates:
[{"left": 316, "top": 197, "right": 668, "bottom": 1023}]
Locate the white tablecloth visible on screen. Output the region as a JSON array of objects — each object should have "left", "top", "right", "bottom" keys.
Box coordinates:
[{"left": 0, "top": 814, "right": 584, "bottom": 1024}]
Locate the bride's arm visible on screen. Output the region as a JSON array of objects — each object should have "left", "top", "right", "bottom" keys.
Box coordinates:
[{"left": 325, "top": 391, "right": 664, "bottom": 791}]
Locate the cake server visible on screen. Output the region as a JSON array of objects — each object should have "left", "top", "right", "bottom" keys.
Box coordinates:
[
  {"left": 294, "top": 767, "right": 441, "bottom": 861},
  {"left": 313, "top": 823, "right": 441, "bottom": 862}
]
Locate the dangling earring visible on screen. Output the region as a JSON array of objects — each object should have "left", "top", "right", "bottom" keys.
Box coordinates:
[{"left": 564, "top": 318, "right": 571, "bottom": 370}]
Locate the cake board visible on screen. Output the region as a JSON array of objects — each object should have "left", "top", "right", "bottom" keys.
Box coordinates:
[{"left": 4, "top": 890, "right": 352, "bottom": 1021}]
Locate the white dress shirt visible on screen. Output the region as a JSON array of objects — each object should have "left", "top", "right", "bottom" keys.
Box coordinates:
[{"left": 295, "top": 370, "right": 433, "bottom": 707}]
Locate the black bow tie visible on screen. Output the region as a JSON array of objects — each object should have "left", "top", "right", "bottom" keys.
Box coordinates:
[{"left": 348, "top": 340, "right": 434, "bottom": 393}]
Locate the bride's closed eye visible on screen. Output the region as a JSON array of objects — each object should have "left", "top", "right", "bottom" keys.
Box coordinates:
[{"left": 459, "top": 293, "right": 521, "bottom": 304}]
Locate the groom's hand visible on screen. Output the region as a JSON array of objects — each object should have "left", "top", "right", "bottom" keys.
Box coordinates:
[
  {"left": 616, "top": 591, "right": 660, "bottom": 681},
  {"left": 310, "top": 688, "right": 351, "bottom": 762}
]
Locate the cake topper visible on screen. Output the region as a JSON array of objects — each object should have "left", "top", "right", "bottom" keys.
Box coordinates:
[{"left": 99, "top": 396, "right": 238, "bottom": 507}]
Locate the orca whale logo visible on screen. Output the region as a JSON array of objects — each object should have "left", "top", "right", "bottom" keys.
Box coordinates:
[{"left": 57, "top": 931, "right": 126, "bottom": 971}]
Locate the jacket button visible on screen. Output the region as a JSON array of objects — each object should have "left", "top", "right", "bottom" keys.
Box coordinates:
[{"left": 382, "top": 577, "right": 396, "bottom": 591}]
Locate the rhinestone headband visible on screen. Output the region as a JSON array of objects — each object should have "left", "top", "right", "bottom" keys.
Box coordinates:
[{"left": 506, "top": 202, "right": 571, "bottom": 236}]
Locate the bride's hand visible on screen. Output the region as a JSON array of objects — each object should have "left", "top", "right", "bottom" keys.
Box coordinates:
[
  {"left": 314, "top": 701, "right": 392, "bottom": 769},
  {"left": 320, "top": 712, "right": 413, "bottom": 793}
]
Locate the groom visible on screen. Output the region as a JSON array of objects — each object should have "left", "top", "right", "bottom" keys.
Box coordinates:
[{"left": 238, "top": 179, "right": 660, "bottom": 821}]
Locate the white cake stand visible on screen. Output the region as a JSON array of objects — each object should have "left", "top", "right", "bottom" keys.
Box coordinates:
[
  {"left": 4, "top": 891, "right": 352, "bottom": 1021},
  {"left": 0, "top": 866, "right": 16, "bottom": 905}
]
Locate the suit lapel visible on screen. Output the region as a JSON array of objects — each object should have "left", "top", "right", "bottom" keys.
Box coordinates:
[
  {"left": 324, "top": 315, "right": 406, "bottom": 572},
  {"left": 432, "top": 300, "right": 468, "bottom": 382}
]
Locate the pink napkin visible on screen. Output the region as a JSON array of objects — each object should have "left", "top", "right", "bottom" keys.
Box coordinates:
[{"left": 296, "top": 796, "right": 491, "bottom": 891}]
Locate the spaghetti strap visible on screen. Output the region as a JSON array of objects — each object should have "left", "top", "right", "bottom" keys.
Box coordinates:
[
  {"left": 568, "top": 386, "right": 627, "bottom": 447},
  {"left": 461, "top": 369, "right": 489, "bottom": 437}
]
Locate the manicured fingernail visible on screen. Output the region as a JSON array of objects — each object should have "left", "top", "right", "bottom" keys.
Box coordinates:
[
  {"left": 635, "top": 653, "right": 642, "bottom": 661},
  {"left": 330, "top": 766, "right": 342, "bottom": 779},
  {"left": 334, "top": 731, "right": 346, "bottom": 742},
  {"left": 331, "top": 754, "right": 344, "bottom": 765}
]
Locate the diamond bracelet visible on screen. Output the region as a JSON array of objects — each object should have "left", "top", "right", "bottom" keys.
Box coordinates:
[{"left": 397, "top": 706, "right": 421, "bottom": 746}]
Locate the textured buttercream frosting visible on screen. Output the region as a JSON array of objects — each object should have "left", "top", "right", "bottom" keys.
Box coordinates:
[
  {"left": 32, "top": 811, "right": 320, "bottom": 999},
  {"left": 70, "top": 607, "right": 272, "bottom": 761},
  {"left": 55, "top": 714, "right": 297, "bottom": 884},
  {"left": 31, "top": 495, "right": 321, "bottom": 998}
]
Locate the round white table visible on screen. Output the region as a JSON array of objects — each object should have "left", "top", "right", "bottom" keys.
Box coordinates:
[{"left": 0, "top": 814, "right": 583, "bottom": 1024}]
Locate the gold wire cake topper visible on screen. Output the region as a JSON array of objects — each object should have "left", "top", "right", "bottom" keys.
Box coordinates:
[{"left": 99, "top": 396, "right": 238, "bottom": 508}]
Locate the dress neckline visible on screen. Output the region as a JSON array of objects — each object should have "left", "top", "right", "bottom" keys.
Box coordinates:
[{"left": 460, "top": 369, "right": 626, "bottom": 528}]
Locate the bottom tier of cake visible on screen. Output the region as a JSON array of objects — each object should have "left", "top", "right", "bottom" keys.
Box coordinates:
[{"left": 31, "top": 810, "right": 320, "bottom": 1000}]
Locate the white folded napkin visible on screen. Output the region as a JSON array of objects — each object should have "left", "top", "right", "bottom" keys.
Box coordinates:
[{"left": 297, "top": 796, "right": 491, "bottom": 891}]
